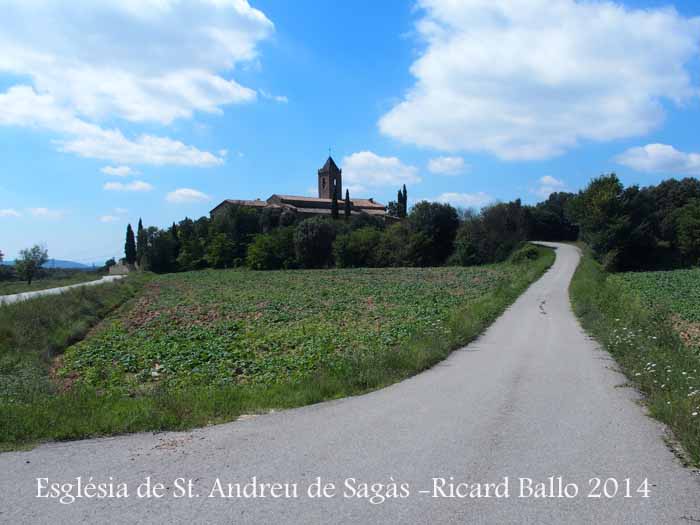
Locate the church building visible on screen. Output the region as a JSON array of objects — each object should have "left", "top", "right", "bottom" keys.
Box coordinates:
[{"left": 210, "top": 156, "right": 390, "bottom": 220}]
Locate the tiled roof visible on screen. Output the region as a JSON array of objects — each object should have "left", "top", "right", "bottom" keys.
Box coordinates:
[
  {"left": 223, "top": 199, "right": 267, "bottom": 207},
  {"left": 273, "top": 195, "right": 385, "bottom": 209}
]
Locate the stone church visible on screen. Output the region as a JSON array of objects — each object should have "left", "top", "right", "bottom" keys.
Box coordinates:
[{"left": 210, "top": 156, "right": 389, "bottom": 220}]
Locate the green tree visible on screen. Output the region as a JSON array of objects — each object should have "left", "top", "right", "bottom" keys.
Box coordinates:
[
  {"left": 16, "top": 244, "right": 48, "bottom": 285},
  {"left": 331, "top": 188, "right": 339, "bottom": 220},
  {"left": 136, "top": 218, "right": 147, "bottom": 267},
  {"left": 124, "top": 224, "right": 136, "bottom": 264},
  {"left": 402, "top": 184, "right": 408, "bottom": 217},
  {"left": 387, "top": 200, "right": 401, "bottom": 218},
  {"left": 344, "top": 189, "right": 351, "bottom": 219},
  {"left": 677, "top": 199, "right": 700, "bottom": 265},
  {"left": 408, "top": 201, "right": 459, "bottom": 265},
  {"left": 246, "top": 227, "right": 297, "bottom": 270},
  {"left": 211, "top": 204, "right": 261, "bottom": 264},
  {"left": 294, "top": 217, "right": 337, "bottom": 268},
  {"left": 206, "top": 233, "right": 235, "bottom": 269},
  {"left": 334, "top": 227, "right": 382, "bottom": 268}
]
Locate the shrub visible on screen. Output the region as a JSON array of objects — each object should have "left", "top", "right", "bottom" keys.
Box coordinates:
[
  {"left": 247, "top": 227, "right": 297, "bottom": 270},
  {"left": 294, "top": 217, "right": 337, "bottom": 269},
  {"left": 509, "top": 244, "right": 539, "bottom": 263},
  {"left": 334, "top": 227, "right": 382, "bottom": 268}
]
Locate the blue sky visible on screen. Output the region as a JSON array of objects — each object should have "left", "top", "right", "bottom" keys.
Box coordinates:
[{"left": 1, "top": 0, "right": 700, "bottom": 262}]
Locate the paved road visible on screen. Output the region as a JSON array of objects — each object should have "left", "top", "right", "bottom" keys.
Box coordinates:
[
  {"left": 1, "top": 243, "right": 699, "bottom": 524},
  {"left": 0, "top": 275, "right": 124, "bottom": 305}
]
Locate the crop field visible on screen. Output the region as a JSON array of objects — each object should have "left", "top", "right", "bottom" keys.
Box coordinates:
[
  {"left": 611, "top": 268, "right": 700, "bottom": 348},
  {"left": 60, "top": 265, "right": 525, "bottom": 391},
  {"left": 1, "top": 247, "right": 553, "bottom": 446},
  {"left": 0, "top": 272, "right": 102, "bottom": 296}
]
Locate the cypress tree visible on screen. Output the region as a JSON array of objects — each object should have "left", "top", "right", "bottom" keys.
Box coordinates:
[
  {"left": 125, "top": 224, "right": 136, "bottom": 264},
  {"left": 402, "top": 185, "right": 408, "bottom": 217},
  {"left": 136, "top": 218, "right": 146, "bottom": 266},
  {"left": 331, "top": 186, "right": 339, "bottom": 219},
  {"left": 344, "top": 189, "right": 351, "bottom": 219}
]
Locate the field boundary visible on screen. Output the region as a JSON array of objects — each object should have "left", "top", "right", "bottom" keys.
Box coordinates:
[{"left": 569, "top": 246, "right": 700, "bottom": 465}]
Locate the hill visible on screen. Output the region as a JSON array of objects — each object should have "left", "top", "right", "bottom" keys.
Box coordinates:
[{"left": 2, "top": 259, "right": 93, "bottom": 269}]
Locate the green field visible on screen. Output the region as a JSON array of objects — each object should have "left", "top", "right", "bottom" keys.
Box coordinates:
[
  {"left": 0, "top": 273, "right": 102, "bottom": 296},
  {"left": 611, "top": 268, "right": 700, "bottom": 348},
  {"left": 571, "top": 254, "right": 700, "bottom": 464},
  {"left": 1, "top": 247, "right": 553, "bottom": 448},
  {"left": 61, "top": 264, "right": 531, "bottom": 391}
]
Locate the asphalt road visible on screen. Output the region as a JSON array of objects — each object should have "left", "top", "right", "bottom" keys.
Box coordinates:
[
  {"left": 1, "top": 243, "right": 699, "bottom": 524},
  {"left": 0, "top": 275, "right": 124, "bottom": 305}
]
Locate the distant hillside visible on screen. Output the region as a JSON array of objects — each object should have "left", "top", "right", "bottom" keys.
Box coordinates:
[{"left": 2, "top": 259, "right": 94, "bottom": 270}]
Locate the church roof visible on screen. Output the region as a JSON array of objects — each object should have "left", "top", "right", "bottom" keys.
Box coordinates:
[
  {"left": 272, "top": 195, "right": 385, "bottom": 209},
  {"left": 319, "top": 156, "right": 340, "bottom": 173}
]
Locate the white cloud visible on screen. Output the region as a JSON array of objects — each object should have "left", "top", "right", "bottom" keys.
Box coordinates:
[
  {"left": 259, "top": 90, "right": 289, "bottom": 103},
  {"left": 0, "top": 86, "right": 225, "bottom": 166},
  {"left": 114, "top": 207, "right": 129, "bottom": 214},
  {"left": 166, "top": 188, "right": 211, "bottom": 203},
  {"left": 99, "top": 215, "right": 120, "bottom": 223},
  {"left": 101, "top": 166, "right": 136, "bottom": 177},
  {"left": 59, "top": 126, "right": 225, "bottom": 167},
  {"left": 0, "top": 1, "right": 272, "bottom": 124},
  {"left": 615, "top": 144, "right": 700, "bottom": 175},
  {"left": 0, "top": 1, "right": 273, "bottom": 165},
  {"left": 341, "top": 151, "right": 421, "bottom": 189},
  {"left": 28, "top": 207, "right": 64, "bottom": 219},
  {"left": 379, "top": 0, "right": 700, "bottom": 160},
  {"left": 0, "top": 208, "right": 21, "bottom": 217},
  {"left": 433, "top": 192, "right": 492, "bottom": 209},
  {"left": 103, "top": 180, "right": 154, "bottom": 192},
  {"left": 533, "top": 175, "right": 566, "bottom": 199},
  {"left": 427, "top": 156, "right": 467, "bottom": 175}
]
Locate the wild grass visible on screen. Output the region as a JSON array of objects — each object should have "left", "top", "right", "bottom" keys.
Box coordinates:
[
  {"left": 0, "top": 276, "right": 148, "bottom": 410},
  {"left": 570, "top": 247, "right": 700, "bottom": 465},
  {"left": 0, "top": 272, "right": 103, "bottom": 296},
  {"left": 0, "top": 247, "right": 553, "bottom": 449}
]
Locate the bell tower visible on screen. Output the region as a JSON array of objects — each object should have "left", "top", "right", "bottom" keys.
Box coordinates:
[{"left": 318, "top": 156, "right": 342, "bottom": 199}]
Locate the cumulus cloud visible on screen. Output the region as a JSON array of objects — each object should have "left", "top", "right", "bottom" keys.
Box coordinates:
[
  {"left": 0, "top": 1, "right": 271, "bottom": 124},
  {"left": 166, "top": 188, "right": 211, "bottom": 203},
  {"left": 103, "top": 180, "right": 154, "bottom": 192},
  {"left": 0, "top": 86, "right": 225, "bottom": 167},
  {"left": 433, "top": 192, "right": 492, "bottom": 209},
  {"left": 615, "top": 144, "right": 700, "bottom": 175},
  {"left": 379, "top": 0, "right": 700, "bottom": 160},
  {"left": 0, "top": 1, "right": 273, "bottom": 165},
  {"left": 101, "top": 166, "right": 136, "bottom": 177},
  {"left": 0, "top": 208, "right": 21, "bottom": 217},
  {"left": 427, "top": 156, "right": 467, "bottom": 175},
  {"left": 342, "top": 151, "right": 421, "bottom": 188},
  {"left": 533, "top": 175, "right": 566, "bottom": 199},
  {"left": 99, "top": 215, "right": 120, "bottom": 223}
]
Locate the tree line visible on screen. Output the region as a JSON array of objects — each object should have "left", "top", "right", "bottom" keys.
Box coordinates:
[
  {"left": 120, "top": 175, "right": 700, "bottom": 275},
  {"left": 567, "top": 175, "right": 700, "bottom": 271},
  {"left": 120, "top": 187, "right": 578, "bottom": 273}
]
